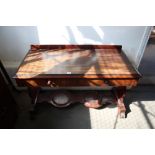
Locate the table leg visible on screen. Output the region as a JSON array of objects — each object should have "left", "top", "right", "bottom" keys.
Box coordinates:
[
  {"left": 28, "top": 87, "right": 40, "bottom": 106},
  {"left": 27, "top": 87, "right": 40, "bottom": 119},
  {"left": 113, "top": 86, "right": 126, "bottom": 118},
  {"left": 84, "top": 99, "right": 102, "bottom": 109}
]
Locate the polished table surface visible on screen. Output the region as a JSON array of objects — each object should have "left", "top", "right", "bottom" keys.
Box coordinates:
[{"left": 15, "top": 45, "right": 141, "bottom": 87}]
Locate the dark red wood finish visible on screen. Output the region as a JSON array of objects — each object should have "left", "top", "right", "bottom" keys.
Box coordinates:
[{"left": 14, "top": 45, "right": 141, "bottom": 116}]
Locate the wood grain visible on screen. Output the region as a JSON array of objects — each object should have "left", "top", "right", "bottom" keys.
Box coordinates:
[
  {"left": 16, "top": 78, "right": 138, "bottom": 87},
  {"left": 15, "top": 45, "right": 141, "bottom": 79},
  {"left": 14, "top": 45, "right": 141, "bottom": 87}
]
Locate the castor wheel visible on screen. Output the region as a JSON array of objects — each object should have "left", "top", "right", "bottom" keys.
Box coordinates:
[{"left": 50, "top": 91, "right": 71, "bottom": 108}]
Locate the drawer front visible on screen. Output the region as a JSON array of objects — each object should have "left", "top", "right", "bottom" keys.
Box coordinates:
[
  {"left": 16, "top": 78, "right": 139, "bottom": 87},
  {"left": 24, "top": 79, "right": 108, "bottom": 87},
  {"left": 108, "top": 79, "right": 138, "bottom": 86}
]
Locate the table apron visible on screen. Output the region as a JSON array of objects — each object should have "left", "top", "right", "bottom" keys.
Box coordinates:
[{"left": 16, "top": 78, "right": 139, "bottom": 87}]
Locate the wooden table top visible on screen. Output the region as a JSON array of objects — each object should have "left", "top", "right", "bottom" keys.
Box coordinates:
[{"left": 15, "top": 45, "right": 141, "bottom": 79}]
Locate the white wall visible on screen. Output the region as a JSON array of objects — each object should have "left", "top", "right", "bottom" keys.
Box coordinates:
[
  {"left": 138, "top": 42, "right": 155, "bottom": 84},
  {"left": 0, "top": 26, "right": 39, "bottom": 67},
  {"left": 37, "top": 26, "right": 151, "bottom": 68},
  {"left": 0, "top": 26, "right": 150, "bottom": 69}
]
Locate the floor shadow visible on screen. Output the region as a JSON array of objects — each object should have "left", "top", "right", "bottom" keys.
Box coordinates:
[
  {"left": 13, "top": 89, "right": 115, "bottom": 129},
  {"left": 113, "top": 113, "right": 119, "bottom": 129},
  {"left": 13, "top": 85, "right": 155, "bottom": 129},
  {"left": 15, "top": 101, "right": 91, "bottom": 129},
  {"left": 123, "top": 86, "right": 155, "bottom": 128},
  {"left": 136, "top": 101, "right": 154, "bottom": 129}
]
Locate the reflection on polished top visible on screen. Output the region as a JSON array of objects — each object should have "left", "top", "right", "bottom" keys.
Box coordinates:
[{"left": 15, "top": 45, "right": 141, "bottom": 79}]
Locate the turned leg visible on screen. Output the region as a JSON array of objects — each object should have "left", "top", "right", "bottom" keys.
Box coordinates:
[
  {"left": 84, "top": 99, "right": 102, "bottom": 109},
  {"left": 83, "top": 91, "right": 102, "bottom": 109},
  {"left": 28, "top": 87, "right": 40, "bottom": 106},
  {"left": 27, "top": 87, "right": 40, "bottom": 119},
  {"left": 113, "top": 86, "right": 126, "bottom": 118}
]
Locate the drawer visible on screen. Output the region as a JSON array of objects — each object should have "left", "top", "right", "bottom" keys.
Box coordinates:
[
  {"left": 16, "top": 79, "right": 107, "bottom": 87},
  {"left": 16, "top": 78, "right": 138, "bottom": 87},
  {"left": 24, "top": 79, "right": 108, "bottom": 87}
]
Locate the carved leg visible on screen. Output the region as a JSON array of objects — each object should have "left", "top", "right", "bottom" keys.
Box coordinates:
[
  {"left": 113, "top": 86, "right": 126, "bottom": 118},
  {"left": 28, "top": 87, "right": 40, "bottom": 106},
  {"left": 84, "top": 100, "right": 102, "bottom": 109},
  {"left": 84, "top": 91, "right": 102, "bottom": 109},
  {"left": 27, "top": 87, "right": 40, "bottom": 119}
]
